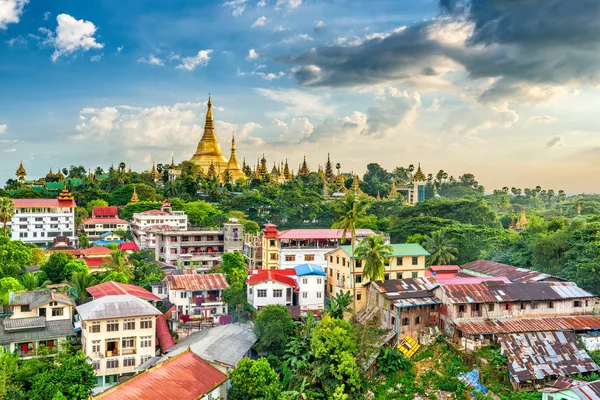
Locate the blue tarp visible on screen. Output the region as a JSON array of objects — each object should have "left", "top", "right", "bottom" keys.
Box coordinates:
[{"left": 458, "top": 369, "right": 488, "bottom": 393}]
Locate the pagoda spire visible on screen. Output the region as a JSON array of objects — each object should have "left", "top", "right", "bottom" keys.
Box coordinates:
[
  {"left": 283, "top": 159, "right": 290, "bottom": 180},
  {"left": 129, "top": 185, "right": 139, "bottom": 205},
  {"left": 190, "top": 95, "right": 228, "bottom": 172},
  {"left": 388, "top": 182, "right": 397, "bottom": 199},
  {"left": 325, "top": 153, "right": 333, "bottom": 181},
  {"left": 299, "top": 155, "right": 309, "bottom": 176},
  {"left": 351, "top": 174, "right": 360, "bottom": 193},
  {"left": 225, "top": 134, "right": 245, "bottom": 180},
  {"left": 412, "top": 162, "right": 426, "bottom": 182},
  {"left": 376, "top": 190, "right": 381, "bottom": 201},
  {"left": 578, "top": 203, "right": 582, "bottom": 216},
  {"left": 16, "top": 161, "right": 27, "bottom": 182}
]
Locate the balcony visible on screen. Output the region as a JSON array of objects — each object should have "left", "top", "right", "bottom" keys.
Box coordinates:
[
  {"left": 121, "top": 348, "right": 136, "bottom": 356},
  {"left": 336, "top": 280, "right": 352, "bottom": 290}
]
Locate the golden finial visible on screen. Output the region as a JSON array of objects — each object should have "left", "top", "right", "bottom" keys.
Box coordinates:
[
  {"left": 129, "top": 185, "right": 139, "bottom": 205},
  {"left": 412, "top": 162, "right": 426, "bottom": 182},
  {"left": 16, "top": 161, "right": 27, "bottom": 180},
  {"left": 57, "top": 188, "right": 74, "bottom": 202},
  {"left": 578, "top": 203, "right": 582, "bottom": 216}
]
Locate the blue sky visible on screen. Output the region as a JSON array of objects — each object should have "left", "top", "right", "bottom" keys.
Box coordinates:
[{"left": 1, "top": 0, "right": 600, "bottom": 192}]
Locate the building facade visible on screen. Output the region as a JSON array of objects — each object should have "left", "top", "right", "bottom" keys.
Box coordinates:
[
  {"left": 163, "top": 272, "right": 229, "bottom": 321},
  {"left": 131, "top": 200, "right": 188, "bottom": 250},
  {"left": 81, "top": 206, "right": 129, "bottom": 241},
  {"left": 76, "top": 294, "right": 162, "bottom": 387}
]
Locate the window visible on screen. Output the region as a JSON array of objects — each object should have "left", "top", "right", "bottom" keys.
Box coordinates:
[
  {"left": 302, "top": 292, "right": 307, "bottom": 299},
  {"left": 19, "top": 232, "right": 27, "bottom": 238},
  {"left": 90, "top": 322, "right": 101, "bottom": 333},
  {"left": 330, "top": 256, "right": 333, "bottom": 262},
  {"left": 402, "top": 318, "right": 409, "bottom": 326},
  {"left": 317, "top": 292, "right": 322, "bottom": 298},
  {"left": 357, "top": 293, "right": 362, "bottom": 301},
  {"left": 157, "top": 287, "right": 163, "bottom": 294},
  {"left": 92, "top": 341, "right": 101, "bottom": 353},
  {"left": 140, "top": 336, "right": 152, "bottom": 348},
  {"left": 520, "top": 302, "right": 526, "bottom": 310},
  {"left": 180, "top": 292, "right": 187, "bottom": 299},
  {"left": 430, "top": 305, "right": 435, "bottom": 310},
  {"left": 355, "top": 275, "right": 362, "bottom": 283},
  {"left": 140, "top": 318, "right": 153, "bottom": 329},
  {"left": 356, "top": 260, "right": 362, "bottom": 268},
  {"left": 270, "top": 253, "right": 277, "bottom": 260},
  {"left": 329, "top": 284, "right": 332, "bottom": 293},
  {"left": 458, "top": 305, "right": 465, "bottom": 313},
  {"left": 106, "top": 359, "right": 119, "bottom": 369},
  {"left": 269, "top": 239, "right": 276, "bottom": 247},
  {"left": 396, "top": 273, "right": 402, "bottom": 279},
  {"left": 548, "top": 301, "right": 554, "bottom": 309},
  {"left": 51, "top": 308, "right": 63, "bottom": 317},
  {"left": 273, "top": 289, "right": 283, "bottom": 298},
  {"left": 329, "top": 269, "right": 333, "bottom": 277},
  {"left": 122, "top": 337, "right": 135, "bottom": 348},
  {"left": 488, "top": 304, "right": 494, "bottom": 312},
  {"left": 342, "top": 258, "right": 346, "bottom": 266},
  {"left": 249, "top": 288, "right": 253, "bottom": 294},
  {"left": 92, "top": 360, "right": 100, "bottom": 370},
  {"left": 124, "top": 357, "right": 136, "bottom": 367},
  {"left": 19, "top": 225, "right": 27, "bottom": 229},
  {"left": 505, "top": 303, "right": 509, "bottom": 311},
  {"left": 302, "top": 278, "right": 307, "bottom": 284},
  {"left": 336, "top": 256, "right": 339, "bottom": 264},
  {"left": 412, "top": 257, "right": 418, "bottom": 265},
  {"left": 141, "top": 355, "right": 153, "bottom": 363},
  {"left": 35, "top": 224, "right": 43, "bottom": 229},
  {"left": 257, "top": 290, "right": 267, "bottom": 298},
  {"left": 305, "top": 254, "right": 315, "bottom": 262},
  {"left": 384, "top": 273, "right": 389, "bottom": 281},
  {"left": 285, "top": 255, "right": 296, "bottom": 262},
  {"left": 123, "top": 319, "right": 135, "bottom": 330},
  {"left": 106, "top": 320, "right": 119, "bottom": 332},
  {"left": 411, "top": 272, "right": 418, "bottom": 278},
  {"left": 38, "top": 308, "right": 46, "bottom": 317},
  {"left": 415, "top": 316, "right": 421, "bottom": 324},
  {"left": 51, "top": 217, "right": 58, "bottom": 221},
  {"left": 317, "top": 278, "right": 322, "bottom": 284},
  {"left": 586, "top": 300, "right": 590, "bottom": 307},
  {"left": 20, "top": 305, "right": 30, "bottom": 312},
  {"left": 396, "top": 257, "right": 403, "bottom": 266},
  {"left": 35, "top": 217, "right": 43, "bottom": 222},
  {"left": 574, "top": 300, "right": 582, "bottom": 307}
]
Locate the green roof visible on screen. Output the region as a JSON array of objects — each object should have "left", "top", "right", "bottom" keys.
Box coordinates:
[
  {"left": 45, "top": 182, "right": 64, "bottom": 190},
  {"left": 340, "top": 243, "right": 430, "bottom": 258}
]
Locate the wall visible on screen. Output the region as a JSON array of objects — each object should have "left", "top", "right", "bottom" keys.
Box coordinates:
[
  {"left": 279, "top": 248, "right": 328, "bottom": 270},
  {"left": 10, "top": 207, "right": 75, "bottom": 245},
  {"left": 247, "top": 280, "right": 293, "bottom": 309},
  {"left": 12, "top": 304, "right": 72, "bottom": 321},
  {"left": 297, "top": 275, "right": 325, "bottom": 311}
]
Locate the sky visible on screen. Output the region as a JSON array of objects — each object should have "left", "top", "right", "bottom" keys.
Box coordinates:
[{"left": 1, "top": 0, "right": 600, "bottom": 193}]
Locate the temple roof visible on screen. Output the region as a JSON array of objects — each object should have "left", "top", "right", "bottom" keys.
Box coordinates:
[
  {"left": 16, "top": 161, "right": 26, "bottom": 177},
  {"left": 412, "top": 163, "right": 426, "bottom": 182}
]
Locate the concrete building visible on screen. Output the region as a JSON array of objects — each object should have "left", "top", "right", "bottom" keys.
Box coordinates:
[
  {"left": 76, "top": 294, "right": 162, "bottom": 387},
  {"left": 154, "top": 219, "right": 243, "bottom": 268},
  {"left": 243, "top": 232, "right": 263, "bottom": 269},
  {"left": 0, "top": 290, "right": 76, "bottom": 358},
  {"left": 81, "top": 206, "right": 129, "bottom": 241},
  {"left": 326, "top": 243, "right": 430, "bottom": 311},
  {"left": 131, "top": 200, "right": 188, "bottom": 250},
  {"left": 163, "top": 272, "right": 229, "bottom": 321},
  {"left": 8, "top": 190, "right": 76, "bottom": 246}
]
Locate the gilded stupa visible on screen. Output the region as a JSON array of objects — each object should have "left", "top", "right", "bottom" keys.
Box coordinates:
[
  {"left": 190, "top": 96, "right": 229, "bottom": 173},
  {"left": 226, "top": 135, "right": 245, "bottom": 180}
]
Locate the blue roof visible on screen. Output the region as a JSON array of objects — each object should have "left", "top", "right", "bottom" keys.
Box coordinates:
[
  {"left": 99, "top": 231, "right": 114, "bottom": 239},
  {"left": 294, "top": 263, "right": 327, "bottom": 277},
  {"left": 91, "top": 239, "right": 124, "bottom": 246}
]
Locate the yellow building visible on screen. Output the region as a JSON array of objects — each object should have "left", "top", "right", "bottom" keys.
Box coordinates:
[{"left": 326, "top": 243, "right": 430, "bottom": 311}]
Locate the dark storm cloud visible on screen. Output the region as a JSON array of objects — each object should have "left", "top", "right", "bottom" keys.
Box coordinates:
[{"left": 283, "top": 0, "right": 600, "bottom": 103}]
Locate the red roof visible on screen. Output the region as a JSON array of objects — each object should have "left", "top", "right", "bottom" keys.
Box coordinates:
[
  {"left": 247, "top": 269, "right": 298, "bottom": 288},
  {"left": 81, "top": 217, "right": 129, "bottom": 224},
  {"left": 12, "top": 199, "right": 76, "bottom": 208},
  {"left": 118, "top": 242, "right": 139, "bottom": 252},
  {"left": 430, "top": 265, "right": 461, "bottom": 272},
  {"left": 96, "top": 350, "right": 227, "bottom": 400},
  {"left": 165, "top": 273, "right": 229, "bottom": 291},
  {"left": 80, "top": 246, "right": 113, "bottom": 255},
  {"left": 276, "top": 228, "right": 374, "bottom": 240},
  {"left": 156, "top": 314, "right": 175, "bottom": 352},
  {"left": 140, "top": 209, "right": 169, "bottom": 216},
  {"left": 457, "top": 316, "right": 600, "bottom": 335},
  {"left": 83, "top": 257, "right": 109, "bottom": 268},
  {"left": 87, "top": 281, "right": 160, "bottom": 301},
  {"left": 92, "top": 206, "right": 119, "bottom": 217}
]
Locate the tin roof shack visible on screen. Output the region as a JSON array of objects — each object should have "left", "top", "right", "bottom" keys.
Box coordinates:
[
  {"left": 541, "top": 377, "right": 600, "bottom": 400},
  {"left": 360, "top": 278, "right": 441, "bottom": 345},
  {"left": 498, "top": 331, "right": 599, "bottom": 390},
  {"left": 460, "top": 260, "right": 564, "bottom": 283},
  {"left": 435, "top": 280, "right": 596, "bottom": 344}
]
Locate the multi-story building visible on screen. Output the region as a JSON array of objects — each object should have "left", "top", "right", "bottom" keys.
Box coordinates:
[
  {"left": 76, "top": 294, "right": 162, "bottom": 387},
  {"left": 260, "top": 224, "right": 375, "bottom": 270},
  {"left": 243, "top": 232, "right": 263, "bottom": 269},
  {"left": 131, "top": 200, "right": 188, "bottom": 250},
  {"left": 0, "top": 290, "right": 76, "bottom": 358},
  {"left": 163, "top": 271, "right": 229, "bottom": 321},
  {"left": 326, "top": 243, "right": 430, "bottom": 311},
  {"left": 154, "top": 219, "right": 243, "bottom": 268},
  {"left": 81, "top": 206, "right": 129, "bottom": 241},
  {"left": 8, "top": 189, "right": 76, "bottom": 246}
]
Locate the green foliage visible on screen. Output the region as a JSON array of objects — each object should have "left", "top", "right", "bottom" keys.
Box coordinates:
[
  {"left": 69, "top": 271, "right": 97, "bottom": 303},
  {"left": 254, "top": 305, "right": 294, "bottom": 356},
  {"left": 422, "top": 230, "right": 459, "bottom": 266},
  {"left": 0, "top": 236, "right": 35, "bottom": 278},
  {"left": 355, "top": 234, "right": 392, "bottom": 281},
  {"left": 229, "top": 357, "right": 282, "bottom": 400},
  {"left": 376, "top": 347, "right": 412, "bottom": 376},
  {"left": 111, "top": 184, "right": 160, "bottom": 205},
  {"left": 20, "top": 272, "right": 39, "bottom": 291},
  {"left": 41, "top": 252, "right": 76, "bottom": 283},
  {"left": 182, "top": 201, "right": 224, "bottom": 227},
  {"left": 325, "top": 290, "right": 352, "bottom": 319},
  {"left": 0, "top": 277, "right": 23, "bottom": 304},
  {"left": 119, "top": 201, "right": 160, "bottom": 221},
  {"left": 0, "top": 197, "right": 15, "bottom": 237},
  {"left": 101, "top": 272, "right": 130, "bottom": 284},
  {"left": 85, "top": 199, "right": 108, "bottom": 214}
]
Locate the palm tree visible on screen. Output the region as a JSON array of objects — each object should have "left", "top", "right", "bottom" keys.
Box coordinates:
[
  {"left": 70, "top": 271, "right": 97, "bottom": 304},
  {"left": 20, "top": 272, "right": 40, "bottom": 291},
  {"left": 332, "top": 191, "right": 368, "bottom": 313},
  {"left": 355, "top": 234, "right": 392, "bottom": 282},
  {"left": 422, "top": 231, "right": 458, "bottom": 266},
  {"left": 0, "top": 197, "right": 15, "bottom": 237},
  {"left": 102, "top": 250, "right": 134, "bottom": 280},
  {"left": 325, "top": 291, "right": 352, "bottom": 319}
]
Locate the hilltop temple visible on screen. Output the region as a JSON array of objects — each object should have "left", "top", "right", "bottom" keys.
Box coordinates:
[{"left": 189, "top": 96, "right": 245, "bottom": 180}]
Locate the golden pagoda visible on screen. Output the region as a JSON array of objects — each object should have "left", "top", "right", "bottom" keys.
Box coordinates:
[
  {"left": 325, "top": 153, "right": 333, "bottom": 181},
  {"left": 412, "top": 163, "right": 426, "bottom": 182},
  {"left": 55, "top": 167, "right": 65, "bottom": 181},
  {"left": 46, "top": 167, "right": 54, "bottom": 181},
  {"left": 298, "top": 156, "right": 310, "bottom": 176},
  {"left": 515, "top": 208, "right": 528, "bottom": 230},
  {"left": 16, "top": 161, "right": 27, "bottom": 182},
  {"left": 129, "top": 185, "right": 139, "bottom": 205},
  {"left": 225, "top": 135, "right": 245, "bottom": 180},
  {"left": 57, "top": 188, "right": 74, "bottom": 202},
  {"left": 351, "top": 174, "right": 361, "bottom": 193},
  {"left": 259, "top": 154, "right": 268, "bottom": 176},
  {"left": 190, "top": 96, "right": 229, "bottom": 173},
  {"left": 283, "top": 159, "right": 290, "bottom": 180},
  {"left": 376, "top": 190, "right": 381, "bottom": 201},
  {"left": 388, "top": 182, "right": 398, "bottom": 199}
]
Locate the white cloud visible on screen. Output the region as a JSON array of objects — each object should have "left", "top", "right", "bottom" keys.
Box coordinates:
[
  {"left": 290, "top": 117, "right": 314, "bottom": 139},
  {"left": 246, "top": 49, "right": 258, "bottom": 60},
  {"left": 117, "top": 45, "right": 124, "bottom": 53},
  {"left": 366, "top": 88, "right": 422, "bottom": 136},
  {"left": 276, "top": 0, "right": 301, "bottom": 10},
  {"left": 547, "top": 135, "right": 565, "bottom": 148},
  {"left": 443, "top": 105, "right": 519, "bottom": 136},
  {"left": 304, "top": 111, "right": 367, "bottom": 143},
  {"left": 223, "top": 0, "right": 247, "bottom": 16},
  {"left": 257, "top": 0, "right": 266, "bottom": 6},
  {"left": 255, "top": 88, "right": 335, "bottom": 118},
  {"left": 0, "top": 124, "right": 7, "bottom": 134},
  {"left": 176, "top": 50, "right": 212, "bottom": 71},
  {"left": 253, "top": 71, "right": 285, "bottom": 80},
  {"left": 527, "top": 115, "right": 557, "bottom": 125},
  {"left": 90, "top": 54, "right": 102, "bottom": 62},
  {"left": 47, "top": 14, "right": 104, "bottom": 61},
  {"left": 5, "top": 35, "right": 26, "bottom": 46},
  {"left": 43, "top": 11, "right": 51, "bottom": 20},
  {"left": 3, "top": 148, "right": 17, "bottom": 153},
  {"left": 0, "top": 0, "right": 28, "bottom": 30},
  {"left": 280, "top": 33, "right": 312, "bottom": 45},
  {"left": 138, "top": 53, "right": 164, "bottom": 66},
  {"left": 252, "top": 16, "right": 267, "bottom": 28},
  {"left": 274, "top": 25, "right": 286, "bottom": 32}
]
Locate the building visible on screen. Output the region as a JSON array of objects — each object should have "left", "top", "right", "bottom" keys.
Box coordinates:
[
  {"left": 154, "top": 219, "right": 243, "bottom": 268},
  {"left": 260, "top": 224, "right": 376, "bottom": 270},
  {"left": 460, "top": 259, "right": 563, "bottom": 283},
  {"left": 295, "top": 263, "right": 327, "bottom": 312},
  {"left": 76, "top": 294, "right": 162, "bottom": 387},
  {"left": 326, "top": 243, "right": 430, "bottom": 311},
  {"left": 243, "top": 232, "right": 263, "bottom": 269},
  {"left": 0, "top": 290, "right": 76, "bottom": 358},
  {"left": 82, "top": 206, "right": 129, "bottom": 241},
  {"left": 131, "top": 200, "right": 188, "bottom": 250},
  {"left": 163, "top": 272, "right": 229, "bottom": 321},
  {"left": 425, "top": 265, "right": 461, "bottom": 279},
  {"left": 87, "top": 281, "right": 161, "bottom": 302},
  {"left": 541, "top": 377, "right": 600, "bottom": 400},
  {"left": 8, "top": 189, "right": 76, "bottom": 246},
  {"left": 47, "top": 245, "right": 114, "bottom": 272},
  {"left": 392, "top": 163, "right": 427, "bottom": 204},
  {"left": 93, "top": 349, "right": 227, "bottom": 400}
]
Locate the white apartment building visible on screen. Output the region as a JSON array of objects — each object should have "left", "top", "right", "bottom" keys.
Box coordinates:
[
  {"left": 163, "top": 272, "right": 229, "bottom": 321},
  {"left": 81, "top": 206, "right": 129, "bottom": 241},
  {"left": 131, "top": 200, "right": 188, "bottom": 250},
  {"left": 76, "top": 294, "right": 162, "bottom": 387},
  {"left": 9, "top": 191, "right": 76, "bottom": 246}
]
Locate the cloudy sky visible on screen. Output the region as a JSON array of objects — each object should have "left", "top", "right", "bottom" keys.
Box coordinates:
[{"left": 1, "top": 0, "right": 600, "bottom": 192}]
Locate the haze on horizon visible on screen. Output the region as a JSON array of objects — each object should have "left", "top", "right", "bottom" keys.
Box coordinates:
[{"left": 1, "top": 0, "right": 599, "bottom": 193}]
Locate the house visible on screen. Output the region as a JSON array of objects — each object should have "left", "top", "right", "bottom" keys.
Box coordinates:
[
  {"left": 326, "top": 243, "right": 430, "bottom": 311},
  {"left": 460, "top": 260, "right": 563, "bottom": 283},
  {"left": 76, "top": 294, "right": 162, "bottom": 387},
  {"left": 131, "top": 200, "right": 188, "bottom": 250},
  {"left": 163, "top": 272, "right": 229, "bottom": 321},
  {"left": 154, "top": 219, "right": 243, "bottom": 268},
  {"left": 243, "top": 232, "right": 263, "bottom": 269},
  {"left": 91, "top": 232, "right": 125, "bottom": 247},
  {"left": 246, "top": 263, "right": 327, "bottom": 314},
  {"left": 360, "top": 278, "right": 441, "bottom": 344},
  {"left": 93, "top": 349, "right": 227, "bottom": 400},
  {"left": 425, "top": 265, "right": 461, "bottom": 279},
  {"left": 541, "top": 377, "right": 600, "bottom": 400},
  {"left": 45, "top": 245, "right": 114, "bottom": 272},
  {"left": 8, "top": 190, "right": 76, "bottom": 246},
  {"left": 82, "top": 206, "right": 129, "bottom": 241},
  {"left": 118, "top": 242, "right": 139, "bottom": 254},
  {"left": 258, "top": 224, "right": 376, "bottom": 270},
  {"left": 87, "top": 281, "right": 161, "bottom": 302},
  {"left": 0, "top": 290, "right": 76, "bottom": 358}
]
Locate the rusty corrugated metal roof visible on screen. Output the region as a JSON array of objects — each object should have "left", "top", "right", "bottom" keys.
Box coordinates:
[
  {"left": 374, "top": 277, "right": 438, "bottom": 294},
  {"left": 165, "top": 273, "right": 229, "bottom": 291},
  {"left": 498, "top": 331, "right": 599, "bottom": 384},
  {"left": 460, "top": 259, "right": 562, "bottom": 282},
  {"left": 457, "top": 316, "right": 600, "bottom": 335}
]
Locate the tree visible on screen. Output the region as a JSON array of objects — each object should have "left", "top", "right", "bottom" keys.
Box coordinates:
[
  {"left": 0, "top": 197, "right": 15, "bottom": 237},
  {"left": 354, "top": 234, "right": 392, "bottom": 282},
  {"left": 20, "top": 272, "right": 40, "bottom": 291},
  {"left": 0, "top": 277, "right": 23, "bottom": 304},
  {"left": 69, "top": 271, "right": 97, "bottom": 303},
  {"left": 325, "top": 291, "right": 352, "bottom": 319},
  {"left": 102, "top": 250, "right": 133, "bottom": 281},
  {"left": 254, "top": 305, "right": 294, "bottom": 356},
  {"left": 229, "top": 357, "right": 281, "bottom": 400},
  {"left": 0, "top": 237, "right": 34, "bottom": 278},
  {"left": 182, "top": 201, "right": 224, "bottom": 227},
  {"left": 221, "top": 252, "right": 249, "bottom": 321},
  {"left": 41, "top": 252, "right": 76, "bottom": 283},
  {"left": 422, "top": 231, "right": 459, "bottom": 266},
  {"left": 0, "top": 350, "right": 21, "bottom": 398},
  {"left": 101, "top": 272, "right": 130, "bottom": 284},
  {"left": 332, "top": 192, "right": 369, "bottom": 313},
  {"left": 86, "top": 199, "right": 109, "bottom": 214}
]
